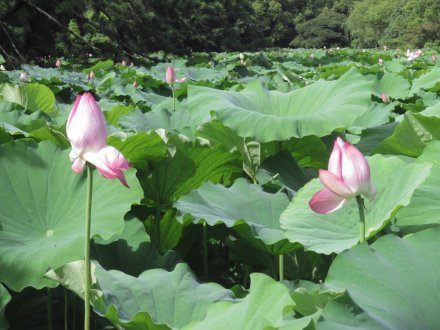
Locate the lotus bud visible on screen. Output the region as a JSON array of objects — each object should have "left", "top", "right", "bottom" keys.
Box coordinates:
[
  {"left": 133, "top": 80, "right": 138, "bottom": 88},
  {"left": 19, "top": 72, "right": 28, "bottom": 81},
  {"left": 55, "top": 59, "right": 62, "bottom": 68},
  {"left": 378, "top": 58, "right": 384, "bottom": 65},
  {"left": 432, "top": 54, "right": 437, "bottom": 63},
  {"left": 380, "top": 93, "right": 390, "bottom": 103},
  {"left": 87, "top": 71, "right": 95, "bottom": 80},
  {"left": 309, "top": 137, "right": 376, "bottom": 214},
  {"left": 166, "top": 65, "right": 176, "bottom": 85}
]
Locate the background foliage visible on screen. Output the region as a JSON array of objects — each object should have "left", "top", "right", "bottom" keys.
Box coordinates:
[{"left": 1, "top": 0, "right": 439, "bottom": 65}]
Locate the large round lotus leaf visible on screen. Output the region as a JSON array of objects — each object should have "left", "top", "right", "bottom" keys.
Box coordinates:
[
  {"left": 320, "top": 229, "right": 440, "bottom": 329},
  {"left": 93, "top": 263, "right": 233, "bottom": 329},
  {"left": 0, "top": 284, "right": 10, "bottom": 329},
  {"left": 395, "top": 141, "right": 440, "bottom": 230},
  {"left": 1, "top": 83, "right": 55, "bottom": 113},
  {"left": 184, "top": 273, "right": 295, "bottom": 330},
  {"left": 280, "top": 154, "right": 431, "bottom": 254},
  {"left": 175, "top": 178, "right": 296, "bottom": 254},
  {"left": 410, "top": 67, "right": 440, "bottom": 96},
  {"left": 0, "top": 141, "right": 143, "bottom": 291},
  {"left": 373, "top": 72, "right": 410, "bottom": 99},
  {"left": 375, "top": 112, "right": 440, "bottom": 157},
  {"left": 187, "top": 68, "right": 372, "bottom": 142}
]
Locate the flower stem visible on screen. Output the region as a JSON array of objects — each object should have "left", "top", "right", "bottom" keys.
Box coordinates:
[
  {"left": 171, "top": 86, "right": 176, "bottom": 111},
  {"left": 154, "top": 202, "right": 161, "bottom": 252},
  {"left": 203, "top": 222, "right": 209, "bottom": 281},
  {"left": 356, "top": 195, "right": 365, "bottom": 243},
  {"left": 279, "top": 254, "right": 284, "bottom": 281},
  {"left": 84, "top": 164, "right": 93, "bottom": 330},
  {"left": 64, "top": 289, "right": 69, "bottom": 330},
  {"left": 47, "top": 288, "right": 53, "bottom": 330}
]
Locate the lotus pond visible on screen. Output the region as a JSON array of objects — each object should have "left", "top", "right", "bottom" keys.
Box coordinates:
[{"left": 0, "top": 48, "right": 440, "bottom": 329}]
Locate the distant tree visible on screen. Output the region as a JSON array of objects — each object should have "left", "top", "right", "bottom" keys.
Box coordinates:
[
  {"left": 347, "top": 0, "right": 440, "bottom": 48},
  {"left": 291, "top": 8, "right": 348, "bottom": 48}
]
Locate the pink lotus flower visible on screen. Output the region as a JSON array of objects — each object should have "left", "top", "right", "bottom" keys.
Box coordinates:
[
  {"left": 66, "top": 93, "right": 130, "bottom": 187},
  {"left": 55, "top": 59, "right": 62, "bottom": 68},
  {"left": 309, "top": 137, "right": 376, "bottom": 214},
  {"left": 165, "top": 65, "right": 187, "bottom": 85},
  {"left": 432, "top": 54, "right": 437, "bottom": 63},
  {"left": 406, "top": 49, "right": 422, "bottom": 61},
  {"left": 380, "top": 92, "right": 390, "bottom": 103},
  {"left": 19, "top": 72, "right": 29, "bottom": 81}
]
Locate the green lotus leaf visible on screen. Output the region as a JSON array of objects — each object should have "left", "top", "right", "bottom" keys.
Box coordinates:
[
  {"left": 419, "top": 100, "right": 440, "bottom": 117},
  {"left": 0, "top": 141, "right": 143, "bottom": 291},
  {"left": 376, "top": 112, "right": 440, "bottom": 157},
  {"left": 411, "top": 67, "right": 440, "bottom": 95},
  {"left": 184, "top": 273, "right": 295, "bottom": 330},
  {"left": 139, "top": 140, "right": 240, "bottom": 204},
  {"left": 0, "top": 284, "right": 10, "bottom": 329},
  {"left": 1, "top": 83, "right": 55, "bottom": 113},
  {"left": 395, "top": 141, "right": 440, "bottom": 231},
  {"left": 187, "top": 68, "right": 372, "bottom": 142},
  {"left": 280, "top": 154, "right": 431, "bottom": 254},
  {"left": 107, "top": 131, "right": 168, "bottom": 168},
  {"left": 94, "top": 263, "right": 233, "bottom": 329},
  {"left": 320, "top": 229, "right": 440, "bottom": 329},
  {"left": 373, "top": 72, "right": 410, "bottom": 99},
  {"left": 175, "top": 178, "right": 296, "bottom": 254}
]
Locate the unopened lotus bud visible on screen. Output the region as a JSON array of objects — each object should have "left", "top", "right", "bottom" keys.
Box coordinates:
[
  {"left": 0, "top": 65, "right": 5, "bottom": 71},
  {"left": 166, "top": 65, "right": 176, "bottom": 85},
  {"left": 380, "top": 93, "right": 390, "bottom": 103},
  {"left": 133, "top": 80, "right": 138, "bottom": 88},
  {"left": 121, "top": 60, "right": 127, "bottom": 66},
  {"left": 383, "top": 45, "right": 388, "bottom": 51},
  {"left": 378, "top": 58, "right": 384, "bottom": 65},
  {"left": 432, "top": 54, "right": 437, "bottom": 63},
  {"left": 55, "top": 59, "right": 62, "bottom": 68},
  {"left": 19, "top": 72, "right": 28, "bottom": 81},
  {"left": 239, "top": 53, "right": 244, "bottom": 60},
  {"left": 87, "top": 71, "right": 95, "bottom": 80}
]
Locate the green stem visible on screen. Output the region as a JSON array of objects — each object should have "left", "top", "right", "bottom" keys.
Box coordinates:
[
  {"left": 203, "top": 222, "right": 209, "bottom": 281},
  {"left": 64, "top": 289, "right": 68, "bottom": 330},
  {"left": 279, "top": 254, "right": 284, "bottom": 282},
  {"left": 155, "top": 202, "right": 161, "bottom": 252},
  {"left": 171, "top": 85, "right": 176, "bottom": 111},
  {"left": 47, "top": 288, "right": 53, "bottom": 330},
  {"left": 72, "top": 294, "right": 76, "bottom": 330},
  {"left": 84, "top": 164, "right": 93, "bottom": 330},
  {"left": 356, "top": 195, "right": 365, "bottom": 243}
]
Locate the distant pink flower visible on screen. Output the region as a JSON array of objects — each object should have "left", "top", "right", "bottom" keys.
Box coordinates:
[
  {"left": 165, "top": 65, "right": 187, "bottom": 85},
  {"left": 121, "top": 60, "right": 127, "bottom": 66},
  {"left": 309, "top": 137, "right": 376, "bottom": 214},
  {"left": 383, "top": 45, "right": 388, "bottom": 51},
  {"left": 55, "top": 59, "right": 62, "bottom": 68},
  {"left": 66, "top": 93, "right": 130, "bottom": 187},
  {"left": 19, "top": 72, "right": 29, "bottom": 81},
  {"left": 432, "top": 54, "right": 437, "bottom": 63},
  {"left": 378, "top": 58, "right": 384, "bottom": 65},
  {"left": 380, "top": 93, "right": 390, "bottom": 103},
  {"left": 406, "top": 49, "right": 422, "bottom": 61},
  {"left": 133, "top": 80, "right": 138, "bottom": 88},
  {"left": 87, "top": 71, "right": 95, "bottom": 80}
]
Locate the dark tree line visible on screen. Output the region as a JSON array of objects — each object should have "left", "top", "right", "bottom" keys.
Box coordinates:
[{"left": 0, "top": 0, "right": 439, "bottom": 64}]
